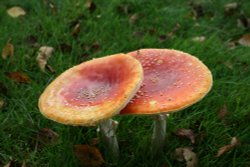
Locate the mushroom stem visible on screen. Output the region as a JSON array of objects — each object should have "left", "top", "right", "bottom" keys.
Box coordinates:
[
  {"left": 151, "top": 114, "right": 167, "bottom": 157},
  {"left": 99, "top": 118, "right": 119, "bottom": 160}
]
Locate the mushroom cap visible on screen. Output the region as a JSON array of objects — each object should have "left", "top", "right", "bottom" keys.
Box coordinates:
[
  {"left": 120, "top": 49, "right": 213, "bottom": 115},
  {"left": 38, "top": 54, "right": 143, "bottom": 126}
]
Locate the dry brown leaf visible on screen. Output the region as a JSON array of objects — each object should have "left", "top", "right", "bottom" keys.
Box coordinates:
[
  {"left": 7, "top": 72, "right": 30, "bottom": 83},
  {"left": 216, "top": 137, "right": 240, "bottom": 157},
  {"left": 224, "top": 2, "right": 239, "bottom": 15},
  {"left": 91, "top": 42, "right": 100, "bottom": 53},
  {"left": 7, "top": 6, "right": 26, "bottom": 18},
  {"left": 218, "top": 105, "right": 228, "bottom": 119},
  {"left": 74, "top": 145, "right": 105, "bottom": 167},
  {"left": 129, "top": 13, "right": 138, "bottom": 25},
  {"left": 37, "top": 128, "right": 59, "bottom": 145},
  {"left": 167, "top": 23, "right": 180, "bottom": 38},
  {"left": 0, "top": 82, "right": 8, "bottom": 96},
  {"left": 159, "top": 35, "right": 167, "bottom": 42},
  {"left": 36, "top": 46, "right": 54, "bottom": 72},
  {"left": 190, "top": 2, "right": 204, "bottom": 20},
  {"left": 90, "top": 137, "right": 100, "bottom": 146},
  {"left": 59, "top": 43, "right": 72, "bottom": 53},
  {"left": 71, "top": 23, "right": 81, "bottom": 37},
  {"left": 192, "top": 36, "right": 206, "bottom": 42},
  {"left": 223, "top": 61, "right": 233, "bottom": 70},
  {"left": 25, "top": 35, "right": 38, "bottom": 46},
  {"left": 175, "top": 128, "right": 195, "bottom": 144},
  {"left": 0, "top": 99, "right": 5, "bottom": 109},
  {"left": 238, "top": 34, "right": 250, "bottom": 47},
  {"left": 237, "top": 17, "right": 250, "bottom": 29},
  {"left": 85, "top": 0, "right": 97, "bottom": 12},
  {"left": 49, "top": 3, "right": 57, "bottom": 14},
  {"left": 224, "top": 2, "right": 238, "bottom": 10},
  {"left": 46, "top": 64, "right": 55, "bottom": 73},
  {"left": 2, "top": 40, "right": 14, "bottom": 59},
  {"left": 175, "top": 147, "right": 198, "bottom": 167}
]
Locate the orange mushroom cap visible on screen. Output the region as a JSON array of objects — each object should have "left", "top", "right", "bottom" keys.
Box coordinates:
[
  {"left": 120, "top": 49, "right": 213, "bottom": 115},
  {"left": 38, "top": 54, "right": 143, "bottom": 126}
]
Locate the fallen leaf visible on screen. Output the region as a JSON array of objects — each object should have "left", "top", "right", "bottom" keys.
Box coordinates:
[
  {"left": 91, "top": 42, "right": 100, "bottom": 53},
  {"left": 69, "top": 14, "right": 85, "bottom": 28},
  {"left": 159, "top": 35, "right": 167, "bottom": 42},
  {"left": 49, "top": 2, "right": 57, "bottom": 14},
  {"left": 216, "top": 137, "right": 240, "bottom": 157},
  {"left": 0, "top": 99, "right": 5, "bottom": 109},
  {"left": 2, "top": 40, "right": 14, "bottom": 59},
  {"left": 175, "top": 147, "right": 198, "bottom": 167},
  {"left": 192, "top": 36, "right": 206, "bottom": 42},
  {"left": 148, "top": 28, "right": 156, "bottom": 35},
  {"left": 90, "top": 137, "right": 100, "bottom": 146},
  {"left": 218, "top": 105, "right": 228, "bottom": 119},
  {"left": 117, "top": 3, "right": 133, "bottom": 15},
  {"left": 25, "top": 35, "right": 38, "bottom": 46},
  {"left": 85, "top": 0, "right": 97, "bottom": 13},
  {"left": 226, "top": 40, "right": 238, "bottom": 50},
  {"left": 129, "top": 13, "right": 138, "bottom": 25},
  {"left": 6, "top": 72, "right": 30, "bottom": 83},
  {"left": 0, "top": 82, "right": 8, "bottom": 96},
  {"left": 36, "top": 46, "right": 54, "bottom": 72},
  {"left": 74, "top": 145, "right": 105, "bottom": 167},
  {"left": 71, "top": 23, "right": 81, "bottom": 37},
  {"left": 238, "top": 34, "right": 250, "bottom": 47},
  {"left": 237, "top": 15, "right": 250, "bottom": 29},
  {"left": 59, "top": 43, "right": 72, "bottom": 53},
  {"left": 224, "top": 2, "right": 239, "bottom": 16},
  {"left": 37, "top": 128, "right": 59, "bottom": 145},
  {"left": 190, "top": 2, "right": 204, "bottom": 20},
  {"left": 46, "top": 64, "right": 55, "bottom": 73},
  {"left": 223, "top": 61, "right": 233, "bottom": 70},
  {"left": 175, "top": 128, "right": 195, "bottom": 144},
  {"left": 167, "top": 23, "right": 181, "bottom": 38},
  {"left": 7, "top": 6, "right": 26, "bottom": 18},
  {"left": 133, "top": 31, "right": 144, "bottom": 38}
]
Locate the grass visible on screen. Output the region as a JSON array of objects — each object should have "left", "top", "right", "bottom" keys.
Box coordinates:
[{"left": 0, "top": 0, "right": 250, "bottom": 166}]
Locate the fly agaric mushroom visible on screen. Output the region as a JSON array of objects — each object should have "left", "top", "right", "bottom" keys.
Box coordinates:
[
  {"left": 120, "top": 49, "right": 213, "bottom": 156},
  {"left": 38, "top": 53, "right": 143, "bottom": 159}
]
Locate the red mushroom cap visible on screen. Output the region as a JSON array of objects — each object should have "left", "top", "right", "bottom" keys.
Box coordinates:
[
  {"left": 120, "top": 49, "right": 213, "bottom": 115},
  {"left": 38, "top": 54, "right": 143, "bottom": 126}
]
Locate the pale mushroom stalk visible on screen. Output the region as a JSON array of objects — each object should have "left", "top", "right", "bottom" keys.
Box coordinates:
[
  {"left": 99, "top": 118, "right": 119, "bottom": 159},
  {"left": 151, "top": 114, "right": 167, "bottom": 156}
]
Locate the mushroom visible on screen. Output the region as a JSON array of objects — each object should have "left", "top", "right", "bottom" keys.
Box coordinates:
[
  {"left": 38, "top": 53, "right": 143, "bottom": 160},
  {"left": 120, "top": 49, "right": 213, "bottom": 156}
]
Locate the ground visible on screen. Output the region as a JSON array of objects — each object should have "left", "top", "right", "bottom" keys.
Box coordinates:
[{"left": 0, "top": 0, "right": 250, "bottom": 166}]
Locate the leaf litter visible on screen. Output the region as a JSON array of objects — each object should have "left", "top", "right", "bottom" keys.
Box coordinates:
[
  {"left": 7, "top": 6, "right": 26, "bottom": 18},
  {"left": 6, "top": 72, "right": 30, "bottom": 83},
  {"left": 216, "top": 137, "right": 240, "bottom": 157},
  {"left": 174, "top": 128, "right": 195, "bottom": 144},
  {"left": 238, "top": 34, "right": 250, "bottom": 47},
  {"left": 36, "top": 46, "right": 54, "bottom": 72},
  {"left": 2, "top": 39, "right": 14, "bottom": 59},
  {"left": 37, "top": 128, "right": 59, "bottom": 145},
  {"left": 175, "top": 147, "right": 198, "bottom": 167},
  {"left": 74, "top": 144, "right": 105, "bottom": 167}
]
